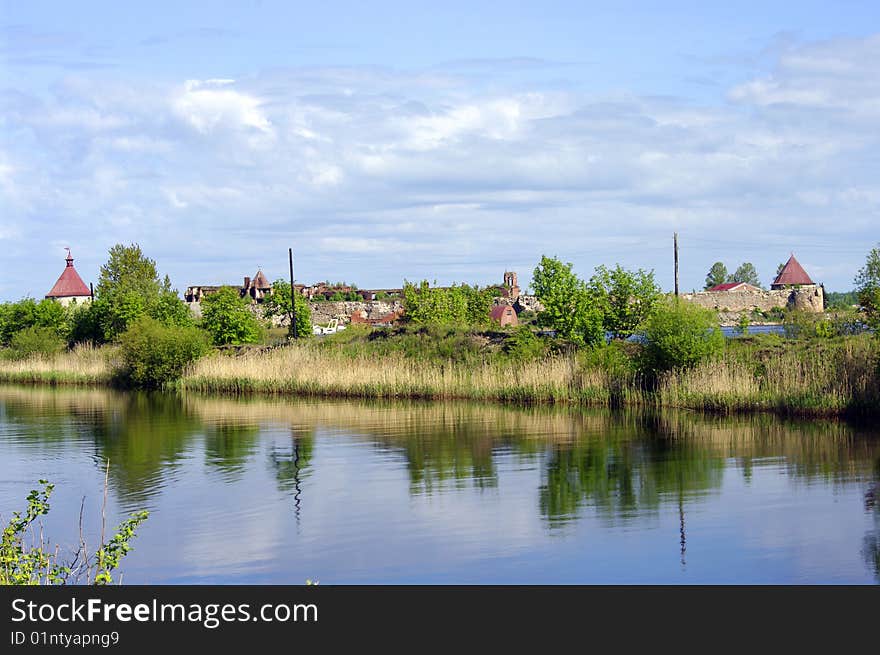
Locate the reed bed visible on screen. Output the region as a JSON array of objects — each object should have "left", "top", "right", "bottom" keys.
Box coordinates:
[
  {"left": 184, "top": 345, "right": 605, "bottom": 403},
  {"left": 0, "top": 343, "right": 112, "bottom": 385},
  {"left": 659, "top": 336, "right": 879, "bottom": 416},
  {"left": 1, "top": 335, "right": 877, "bottom": 417}
]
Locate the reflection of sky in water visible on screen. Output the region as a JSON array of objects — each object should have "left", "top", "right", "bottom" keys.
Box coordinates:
[{"left": 0, "top": 386, "right": 877, "bottom": 584}]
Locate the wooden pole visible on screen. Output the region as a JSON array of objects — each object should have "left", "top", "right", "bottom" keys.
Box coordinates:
[
  {"left": 90, "top": 282, "right": 94, "bottom": 302},
  {"left": 673, "top": 232, "right": 680, "bottom": 298},
  {"left": 289, "top": 248, "right": 296, "bottom": 339}
]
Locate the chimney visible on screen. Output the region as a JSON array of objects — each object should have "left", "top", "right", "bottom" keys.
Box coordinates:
[{"left": 244, "top": 276, "right": 251, "bottom": 288}]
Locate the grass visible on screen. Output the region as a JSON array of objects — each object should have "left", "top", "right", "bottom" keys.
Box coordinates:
[
  {"left": 0, "top": 343, "right": 113, "bottom": 386},
  {"left": 1, "top": 329, "right": 877, "bottom": 418}
]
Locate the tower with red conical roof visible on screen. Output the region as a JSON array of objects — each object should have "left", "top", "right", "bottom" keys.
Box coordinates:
[{"left": 46, "top": 248, "right": 91, "bottom": 307}]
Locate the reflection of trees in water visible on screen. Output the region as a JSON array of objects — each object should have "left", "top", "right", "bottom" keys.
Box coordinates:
[
  {"left": 203, "top": 422, "right": 260, "bottom": 481},
  {"left": 3, "top": 386, "right": 880, "bottom": 536},
  {"left": 538, "top": 413, "right": 726, "bottom": 526}
]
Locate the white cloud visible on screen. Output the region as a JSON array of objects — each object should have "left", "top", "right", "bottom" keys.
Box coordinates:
[
  {"left": 2, "top": 34, "right": 879, "bottom": 298},
  {"left": 173, "top": 79, "right": 272, "bottom": 134}
]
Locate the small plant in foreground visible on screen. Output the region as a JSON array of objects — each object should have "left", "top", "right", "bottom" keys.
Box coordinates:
[{"left": 1, "top": 475, "right": 148, "bottom": 585}]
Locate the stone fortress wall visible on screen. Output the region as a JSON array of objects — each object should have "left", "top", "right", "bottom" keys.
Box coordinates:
[{"left": 681, "top": 285, "right": 824, "bottom": 314}]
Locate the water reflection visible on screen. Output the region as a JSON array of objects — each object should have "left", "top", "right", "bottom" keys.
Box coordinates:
[{"left": 1, "top": 385, "right": 878, "bottom": 583}]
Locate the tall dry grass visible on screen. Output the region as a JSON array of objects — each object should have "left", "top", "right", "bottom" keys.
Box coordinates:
[
  {"left": 184, "top": 345, "right": 607, "bottom": 403},
  {"left": 659, "top": 335, "right": 879, "bottom": 416},
  {"left": 0, "top": 343, "right": 112, "bottom": 385}
]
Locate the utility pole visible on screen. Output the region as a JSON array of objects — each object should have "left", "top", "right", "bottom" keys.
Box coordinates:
[
  {"left": 288, "top": 248, "right": 297, "bottom": 339},
  {"left": 673, "top": 232, "right": 680, "bottom": 298}
]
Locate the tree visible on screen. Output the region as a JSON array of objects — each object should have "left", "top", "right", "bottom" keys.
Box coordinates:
[
  {"left": 855, "top": 243, "right": 880, "bottom": 330},
  {"left": 200, "top": 286, "right": 263, "bottom": 345},
  {"left": 640, "top": 297, "right": 724, "bottom": 375},
  {"left": 587, "top": 264, "right": 661, "bottom": 339},
  {"left": 92, "top": 243, "right": 191, "bottom": 341},
  {"left": 401, "top": 281, "right": 492, "bottom": 328},
  {"left": 704, "top": 262, "right": 728, "bottom": 290},
  {"left": 263, "top": 280, "right": 312, "bottom": 338},
  {"left": 730, "top": 262, "right": 761, "bottom": 288},
  {"left": 531, "top": 256, "right": 603, "bottom": 346},
  {"left": 776, "top": 262, "right": 786, "bottom": 278}
]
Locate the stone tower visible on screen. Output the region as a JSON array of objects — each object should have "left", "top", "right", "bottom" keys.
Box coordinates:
[{"left": 503, "top": 271, "right": 520, "bottom": 298}]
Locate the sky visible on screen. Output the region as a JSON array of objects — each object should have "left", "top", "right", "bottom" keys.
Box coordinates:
[{"left": 1, "top": 0, "right": 879, "bottom": 300}]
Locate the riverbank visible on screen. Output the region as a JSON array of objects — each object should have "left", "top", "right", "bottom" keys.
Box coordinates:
[
  {"left": 1, "top": 331, "right": 877, "bottom": 417},
  {"left": 0, "top": 334, "right": 880, "bottom": 416}
]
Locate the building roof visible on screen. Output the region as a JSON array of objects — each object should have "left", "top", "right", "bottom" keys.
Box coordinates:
[
  {"left": 251, "top": 269, "right": 271, "bottom": 289},
  {"left": 707, "top": 282, "right": 761, "bottom": 292},
  {"left": 46, "top": 251, "right": 90, "bottom": 298},
  {"left": 490, "top": 305, "right": 515, "bottom": 321},
  {"left": 772, "top": 254, "right": 814, "bottom": 287}
]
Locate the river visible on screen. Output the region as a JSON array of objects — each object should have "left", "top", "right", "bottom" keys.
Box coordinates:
[{"left": 1, "top": 385, "right": 877, "bottom": 584}]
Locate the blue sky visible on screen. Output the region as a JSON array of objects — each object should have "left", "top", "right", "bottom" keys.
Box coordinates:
[{"left": 2, "top": 0, "right": 879, "bottom": 299}]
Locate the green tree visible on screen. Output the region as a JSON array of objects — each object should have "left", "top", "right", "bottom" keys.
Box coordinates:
[
  {"left": 200, "top": 286, "right": 263, "bottom": 345},
  {"left": 402, "top": 281, "right": 492, "bottom": 328},
  {"left": 730, "top": 262, "right": 761, "bottom": 287},
  {"left": 92, "top": 243, "right": 191, "bottom": 341},
  {"left": 640, "top": 297, "right": 724, "bottom": 375},
  {"left": 263, "top": 280, "right": 312, "bottom": 338},
  {"left": 587, "top": 264, "right": 661, "bottom": 339},
  {"left": 704, "top": 262, "right": 728, "bottom": 290},
  {"left": 531, "top": 256, "right": 603, "bottom": 346},
  {"left": 855, "top": 243, "right": 880, "bottom": 331}
]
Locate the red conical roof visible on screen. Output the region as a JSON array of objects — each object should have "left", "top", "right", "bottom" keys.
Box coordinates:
[
  {"left": 46, "top": 250, "right": 91, "bottom": 298},
  {"left": 772, "top": 254, "right": 814, "bottom": 287}
]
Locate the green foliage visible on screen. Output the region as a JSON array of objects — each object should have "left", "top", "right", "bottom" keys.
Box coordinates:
[
  {"left": 735, "top": 312, "right": 751, "bottom": 336},
  {"left": 262, "top": 280, "right": 312, "bottom": 339},
  {"left": 825, "top": 290, "right": 858, "bottom": 310},
  {"left": 587, "top": 264, "right": 661, "bottom": 339},
  {"left": 729, "top": 262, "right": 762, "bottom": 288},
  {"left": 7, "top": 326, "right": 65, "bottom": 360},
  {"left": 531, "top": 256, "right": 604, "bottom": 347},
  {"left": 640, "top": 297, "right": 724, "bottom": 374},
  {"left": 94, "top": 511, "right": 149, "bottom": 585},
  {"left": 855, "top": 243, "right": 880, "bottom": 331},
  {"left": 402, "top": 280, "right": 493, "bottom": 328},
  {"left": 66, "top": 302, "right": 103, "bottom": 345},
  {"left": 0, "top": 298, "right": 69, "bottom": 346},
  {"left": 90, "top": 243, "right": 191, "bottom": 341},
  {"left": 502, "top": 326, "right": 548, "bottom": 360},
  {"left": 1, "top": 480, "right": 147, "bottom": 585},
  {"left": 200, "top": 286, "right": 263, "bottom": 345},
  {"left": 705, "top": 262, "right": 728, "bottom": 290},
  {"left": 117, "top": 316, "right": 210, "bottom": 389}
]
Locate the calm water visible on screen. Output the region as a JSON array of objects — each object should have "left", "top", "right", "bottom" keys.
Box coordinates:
[{"left": 1, "top": 385, "right": 878, "bottom": 584}]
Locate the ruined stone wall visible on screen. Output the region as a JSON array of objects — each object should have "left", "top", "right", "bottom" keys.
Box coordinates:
[
  {"left": 307, "top": 300, "right": 404, "bottom": 326},
  {"left": 681, "top": 285, "right": 824, "bottom": 314}
]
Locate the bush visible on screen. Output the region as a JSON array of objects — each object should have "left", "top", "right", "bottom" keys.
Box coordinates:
[
  {"left": 7, "top": 326, "right": 65, "bottom": 360},
  {"left": 503, "top": 326, "right": 548, "bottom": 360},
  {"left": 640, "top": 298, "right": 724, "bottom": 375},
  {"left": 117, "top": 316, "right": 210, "bottom": 389}
]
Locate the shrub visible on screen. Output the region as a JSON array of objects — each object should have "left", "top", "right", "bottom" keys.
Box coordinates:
[
  {"left": 503, "top": 326, "right": 548, "bottom": 360},
  {"left": 1, "top": 479, "right": 147, "bottom": 585},
  {"left": 640, "top": 298, "right": 724, "bottom": 375},
  {"left": 117, "top": 316, "right": 210, "bottom": 389},
  {"left": 200, "top": 286, "right": 263, "bottom": 345},
  {"left": 7, "top": 326, "right": 65, "bottom": 360}
]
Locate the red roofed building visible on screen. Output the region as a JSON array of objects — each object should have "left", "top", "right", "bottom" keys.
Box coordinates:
[
  {"left": 771, "top": 254, "right": 814, "bottom": 289},
  {"left": 490, "top": 304, "right": 519, "bottom": 327},
  {"left": 46, "top": 249, "right": 91, "bottom": 307},
  {"left": 707, "top": 282, "right": 762, "bottom": 293}
]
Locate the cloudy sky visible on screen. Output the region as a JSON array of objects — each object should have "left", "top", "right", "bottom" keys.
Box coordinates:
[{"left": 2, "top": 0, "right": 878, "bottom": 300}]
